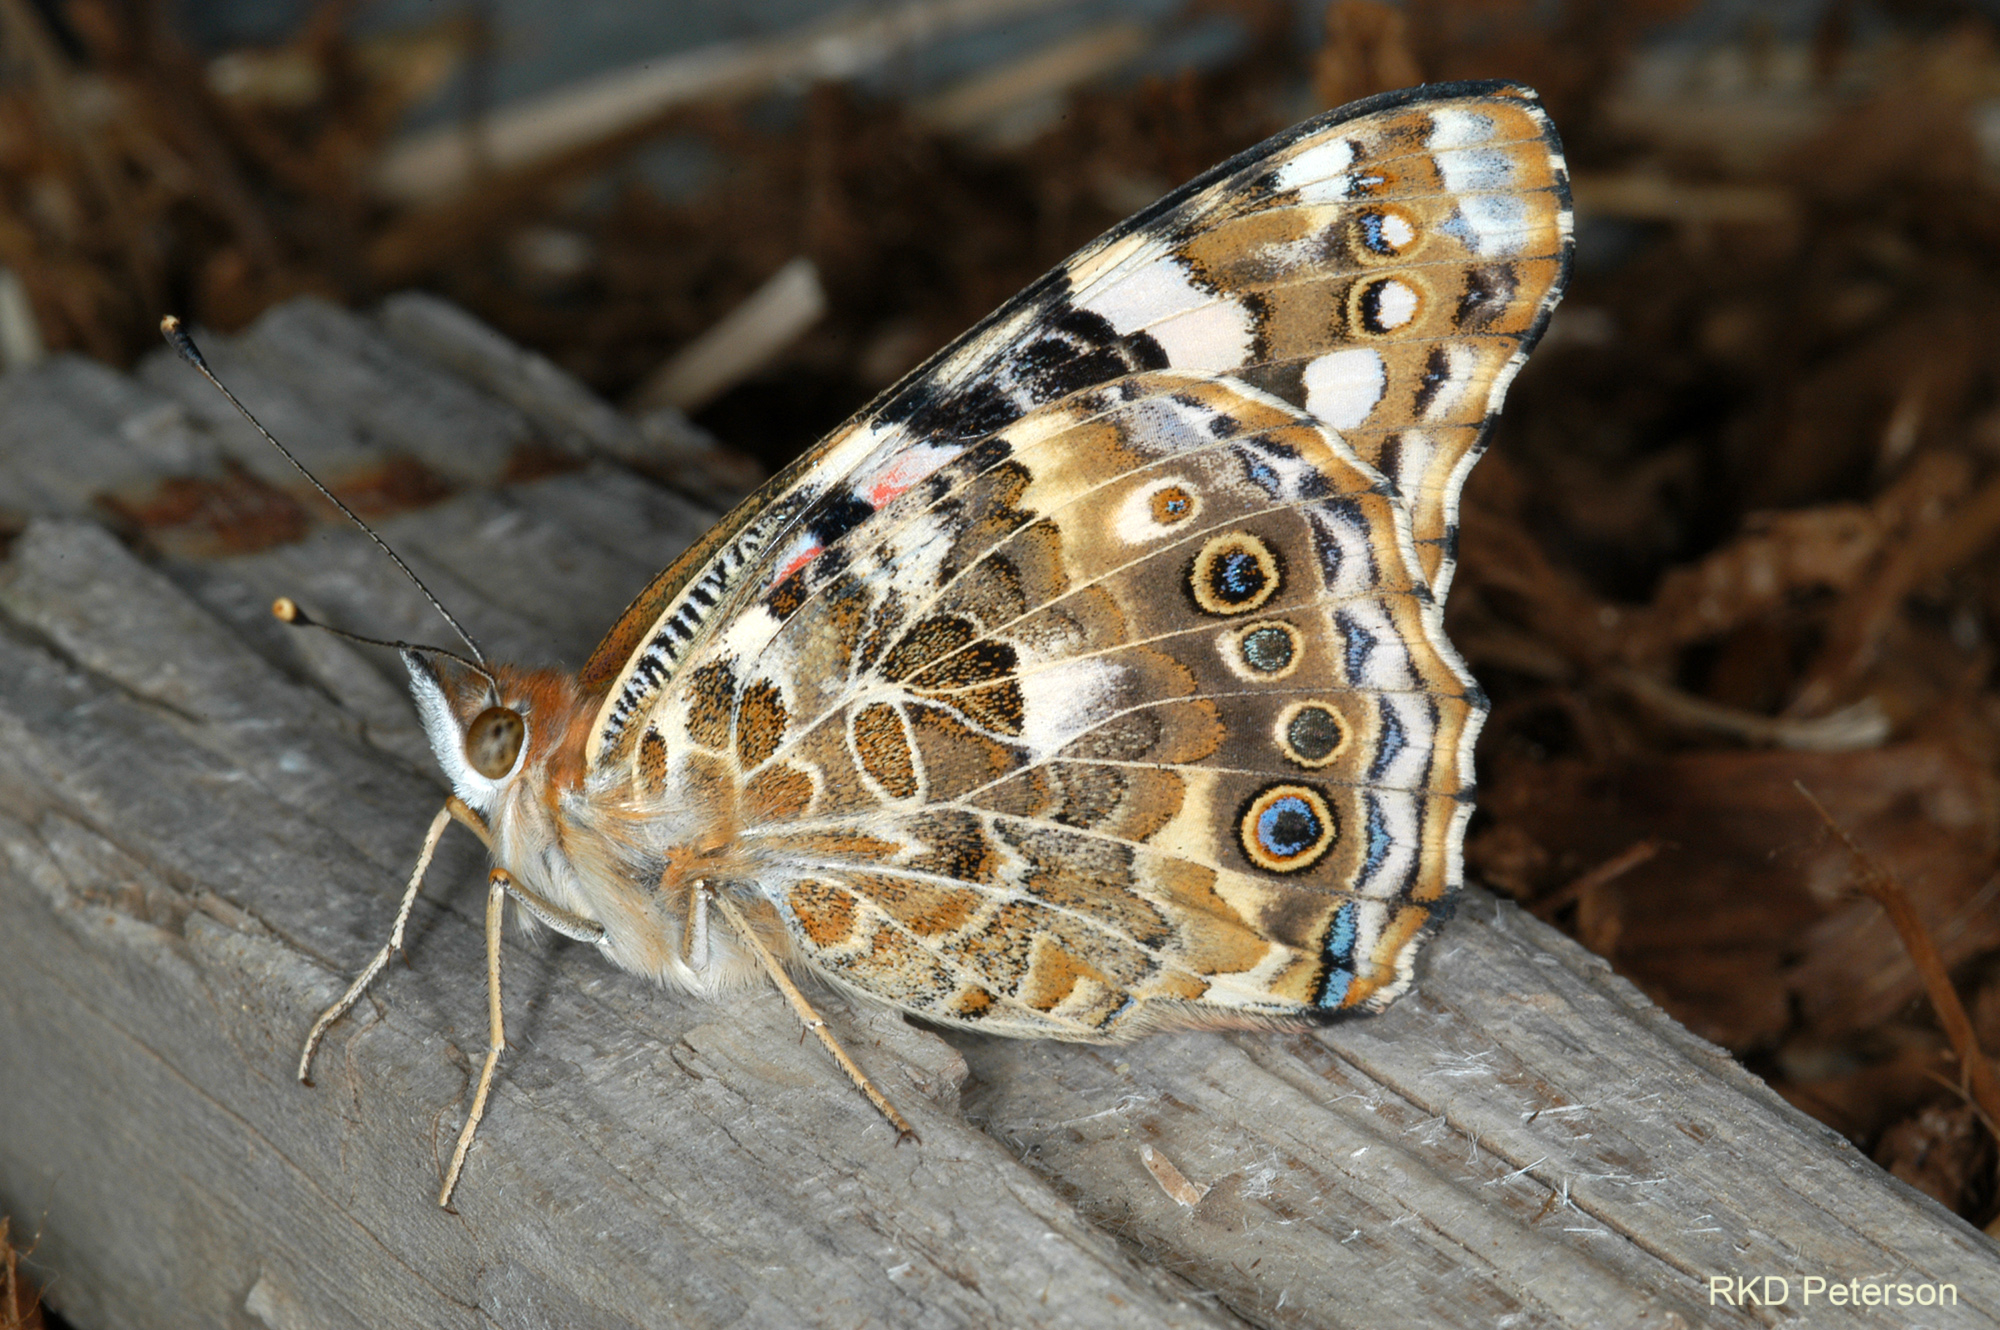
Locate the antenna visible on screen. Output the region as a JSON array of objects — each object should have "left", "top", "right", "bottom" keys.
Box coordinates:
[
  {"left": 159, "top": 315, "right": 490, "bottom": 668},
  {"left": 271, "top": 596, "right": 494, "bottom": 685}
]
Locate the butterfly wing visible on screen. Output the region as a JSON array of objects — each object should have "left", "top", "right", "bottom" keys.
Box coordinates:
[{"left": 589, "top": 81, "right": 1571, "bottom": 1034}]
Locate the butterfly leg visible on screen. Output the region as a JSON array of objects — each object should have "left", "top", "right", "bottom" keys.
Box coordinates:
[
  {"left": 682, "top": 876, "right": 711, "bottom": 969},
  {"left": 699, "top": 880, "right": 920, "bottom": 1145},
  {"left": 438, "top": 868, "right": 509, "bottom": 1209},
  {"left": 297, "top": 801, "right": 454, "bottom": 1085},
  {"left": 434, "top": 866, "right": 604, "bottom": 1209}
]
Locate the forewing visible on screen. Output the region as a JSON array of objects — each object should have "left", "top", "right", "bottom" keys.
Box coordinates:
[{"left": 586, "top": 81, "right": 1571, "bottom": 766}]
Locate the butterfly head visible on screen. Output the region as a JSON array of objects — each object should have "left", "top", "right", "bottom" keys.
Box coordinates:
[{"left": 402, "top": 648, "right": 590, "bottom": 820}]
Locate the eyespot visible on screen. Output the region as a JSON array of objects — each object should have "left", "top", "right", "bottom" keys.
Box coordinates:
[
  {"left": 465, "top": 706, "right": 526, "bottom": 779},
  {"left": 1352, "top": 276, "right": 1422, "bottom": 335},
  {"left": 1277, "top": 701, "right": 1346, "bottom": 768},
  {"left": 1189, "top": 532, "right": 1281, "bottom": 615},
  {"left": 1239, "top": 784, "right": 1338, "bottom": 873},
  {"left": 1115, "top": 476, "right": 1202, "bottom": 543},
  {"left": 1354, "top": 207, "right": 1418, "bottom": 257},
  {"left": 1224, "top": 620, "right": 1302, "bottom": 680},
  {"left": 1150, "top": 484, "right": 1197, "bottom": 524}
]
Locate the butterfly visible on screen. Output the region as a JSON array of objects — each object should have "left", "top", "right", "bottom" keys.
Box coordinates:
[{"left": 233, "top": 79, "right": 1572, "bottom": 1208}]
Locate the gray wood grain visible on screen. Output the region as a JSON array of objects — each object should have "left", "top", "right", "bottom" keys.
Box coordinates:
[{"left": 1, "top": 298, "right": 1994, "bottom": 1329}]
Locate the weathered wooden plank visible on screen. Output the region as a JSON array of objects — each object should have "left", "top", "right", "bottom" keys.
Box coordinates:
[
  {"left": 0, "top": 355, "right": 188, "bottom": 514},
  {"left": 0, "top": 520, "right": 1220, "bottom": 1330},
  {"left": 227, "top": 298, "right": 534, "bottom": 486},
  {"left": 375, "top": 292, "right": 766, "bottom": 503},
  {"left": 1, "top": 298, "right": 1995, "bottom": 1330},
  {"left": 134, "top": 327, "right": 399, "bottom": 492}
]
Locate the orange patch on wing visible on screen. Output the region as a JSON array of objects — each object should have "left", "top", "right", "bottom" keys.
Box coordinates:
[
  {"left": 678, "top": 751, "right": 737, "bottom": 815},
  {"left": 881, "top": 615, "right": 977, "bottom": 681},
  {"left": 743, "top": 762, "right": 815, "bottom": 821},
  {"left": 933, "top": 677, "right": 1026, "bottom": 736},
  {"left": 788, "top": 879, "right": 859, "bottom": 949},
  {"left": 970, "top": 768, "right": 1055, "bottom": 819},
  {"left": 1261, "top": 950, "right": 1328, "bottom": 1006},
  {"left": 945, "top": 986, "right": 996, "bottom": 1020},
  {"left": 683, "top": 661, "right": 736, "bottom": 750},
  {"left": 942, "top": 900, "right": 1042, "bottom": 987},
  {"left": 1146, "top": 859, "right": 1270, "bottom": 977},
  {"left": 1017, "top": 939, "right": 1102, "bottom": 1013},
  {"left": 852, "top": 702, "right": 919, "bottom": 799},
  {"left": 851, "top": 919, "right": 953, "bottom": 1002},
  {"left": 759, "top": 830, "right": 900, "bottom": 862},
  {"left": 637, "top": 728, "right": 668, "bottom": 793},
  {"left": 736, "top": 678, "right": 789, "bottom": 767},
  {"left": 1104, "top": 767, "right": 1186, "bottom": 841},
  {"left": 906, "top": 810, "right": 1001, "bottom": 882},
  {"left": 1144, "top": 970, "right": 1210, "bottom": 1003},
  {"left": 848, "top": 871, "right": 983, "bottom": 938},
  {"left": 909, "top": 704, "right": 1023, "bottom": 794}
]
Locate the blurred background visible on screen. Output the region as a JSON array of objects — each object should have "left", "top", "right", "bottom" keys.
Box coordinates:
[{"left": 1, "top": 0, "right": 1998, "bottom": 1267}]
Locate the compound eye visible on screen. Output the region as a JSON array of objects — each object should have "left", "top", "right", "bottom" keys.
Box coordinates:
[{"left": 465, "top": 706, "right": 526, "bottom": 779}]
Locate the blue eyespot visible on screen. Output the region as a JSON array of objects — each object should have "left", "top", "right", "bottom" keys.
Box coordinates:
[
  {"left": 1239, "top": 783, "right": 1337, "bottom": 873},
  {"left": 1217, "top": 551, "right": 1264, "bottom": 599},
  {"left": 1191, "top": 533, "right": 1281, "bottom": 616},
  {"left": 1239, "top": 623, "right": 1296, "bottom": 673},
  {"left": 1258, "top": 796, "right": 1320, "bottom": 857}
]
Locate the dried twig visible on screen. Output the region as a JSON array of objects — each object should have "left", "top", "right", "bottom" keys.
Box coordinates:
[
  {"left": 629, "top": 257, "right": 827, "bottom": 413},
  {"left": 1794, "top": 781, "right": 2000, "bottom": 1137},
  {"left": 0, "top": 1216, "right": 45, "bottom": 1330},
  {"left": 1792, "top": 469, "right": 2000, "bottom": 715},
  {"left": 1613, "top": 670, "right": 1890, "bottom": 752},
  {"left": 1530, "top": 837, "right": 1664, "bottom": 920},
  {"left": 374, "top": 0, "right": 1074, "bottom": 205}
]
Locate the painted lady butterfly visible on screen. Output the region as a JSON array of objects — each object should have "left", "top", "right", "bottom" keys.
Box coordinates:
[{"left": 251, "top": 80, "right": 1571, "bottom": 1206}]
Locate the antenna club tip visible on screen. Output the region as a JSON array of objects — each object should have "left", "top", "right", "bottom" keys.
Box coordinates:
[
  {"left": 160, "top": 315, "right": 202, "bottom": 365},
  {"left": 272, "top": 596, "right": 305, "bottom": 625}
]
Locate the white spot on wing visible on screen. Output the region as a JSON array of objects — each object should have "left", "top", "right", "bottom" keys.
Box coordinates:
[
  {"left": 719, "top": 603, "right": 784, "bottom": 661},
  {"left": 1421, "top": 344, "right": 1481, "bottom": 421},
  {"left": 1388, "top": 430, "right": 1440, "bottom": 497},
  {"left": 1443, "top": 194, "right": 1532, "bottom": 257},
  {"left": 1426, "top": 108, "right": 1497, "bottom": 152},
  {"left": 1433, "top": 147, "right": 1515, "bottom": 193},
  {"left": 1276, "top": 137, "right": 1356, "bottom": 193},
  {"left": 1373, "top": 280, "right": 1418, "bottom": 330},
  {"left": 1146, "top": 300, "right": 1255, "bottom": 369},
  {"left": 1303, "top": 348, "right": 1385, "bottom": 429},
  {"left": 1078, "top": 258, "right": 1254, "bottom": 370},
  {"left": 1019, "top": 657, "right": 1125, "bottom": 759}
]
